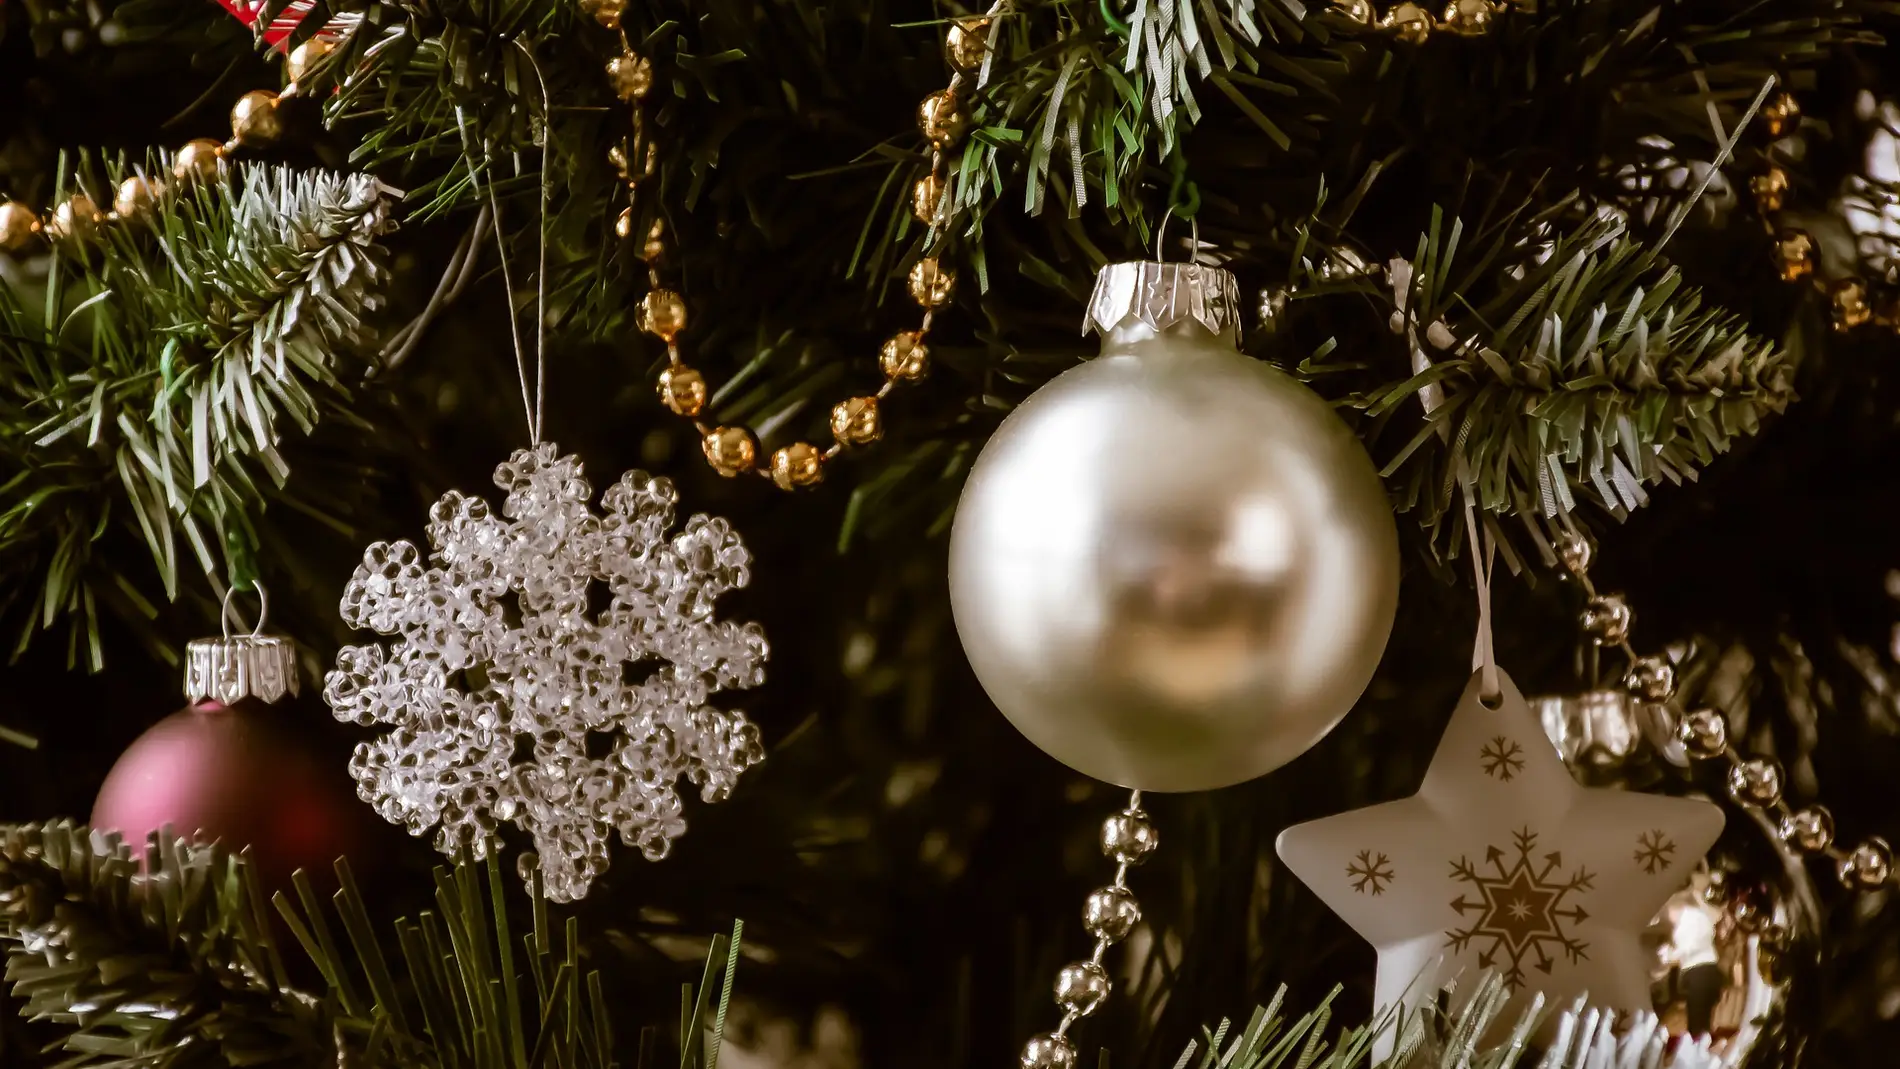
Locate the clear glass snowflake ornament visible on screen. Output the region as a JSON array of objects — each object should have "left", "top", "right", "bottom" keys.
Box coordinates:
[{"left": 323, "top": 443, "right": 768, "bottom": 901}]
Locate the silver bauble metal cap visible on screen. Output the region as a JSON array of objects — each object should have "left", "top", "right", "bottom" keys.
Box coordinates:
[
  {"left": 1082, "top": 261, "right": 1241, "bottom": 340},
  {"left": 185, "top": 583, "right": 300, "bottom": 704}
]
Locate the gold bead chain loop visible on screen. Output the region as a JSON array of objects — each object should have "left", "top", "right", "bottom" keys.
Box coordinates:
[
  {"left": 598, "top": 3, "right": 1006, "bottom": 488},
  {"left": 1017, "top": 790, "right": 1154, "bottom": 1069},
  {"left": 1747, "top": 91, "right": 1900, "bottom": 333},
  {"left": 0, "top": 58, "right": 308, "bottom": 257},
  {"left": 1328, "top": 0, "right": 1516, "bottom": 38},
  {"left": 1558, "top": 531, "right": 1895, "bottom": 893}
]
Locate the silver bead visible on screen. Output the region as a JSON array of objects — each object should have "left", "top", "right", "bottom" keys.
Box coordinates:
[
  {"left": 1021, "top": 1032, "right": 1077, "bottom": 1069},
  {"left": 1759, "top": 921, "right": 1791, "bottom": 955},
  {"left": 1837, "top": 837, "right": 1893, "bottom": 891},
  {"left": 1725, "top": 880, "right": 1772, "bottom": 932},
  {"left": 1556, "top": 530, "right": 1593, "bottom": 576},
  {"left": 1581, "top": 594, "right": 1632, "bottom": 646},
  {"left": 1677, "top": 707, "right": 1728, "bottom": 758},
  {"left": 1257, "top": 287, "right": 1289, "bottom": 331},
  {"left": 1101, "top": 810, "right": 1159, "bottom": 865},
  {"left": 948, "top": 262, "right": 1399, "bottom": 791},
  {"left": 1623, "top": 655, "right": 1676, "bottom": 702},
  {"left": 1082, "top": 885, "right": 1141, "bottom": 942},
  {"left": 1727, "top": 758, "right": 1783, "bottom": 808},
  {"left": 1053, "top": 960, "right": 1111, "bottom": 1016},
  {"left": 1780, "top": 806, "right": 1834, "bottom": 853}
]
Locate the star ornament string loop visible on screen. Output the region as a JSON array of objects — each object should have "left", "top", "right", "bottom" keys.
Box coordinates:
[{"left": 1463, "top": 487, "right": 1501, "bottom": 705}]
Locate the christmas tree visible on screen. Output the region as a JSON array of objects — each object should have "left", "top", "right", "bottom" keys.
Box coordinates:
[{"left": 3, "top": 0, "right": 1899, "bottom": 1065}]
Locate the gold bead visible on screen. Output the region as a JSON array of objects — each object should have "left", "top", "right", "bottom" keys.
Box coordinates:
[
  {"left": 639, "top": 289, "right": 688, "bottom": 340},
  {"left": 1774, "top": 228, "right": 1814, "bottom": 282},
  {"left": 231, "top": 89, "right": 284, "bottom": 147},
  {"left": 830, "top": 396, "right": 882, "bottom": 446},
  {"left": 907, "top": 257, "right": 955, "bottom": 308},
  {"left": 1762, "top": 92, "right": 1800, "bottom": 138},
  {"left": 112, "top": 176, "right": 160, "bottom": 221},
  {"left": 918, "top": 90, "right": 967, "bottom": 147},
  {"left": 1440, "top": 0, "right": 1494, "bottom": 34},
  {"left": 1380, "top": 1, "right": 1434, "bottom": 42},
  {"left": 580, "top": 0, "right": 628, "bottom": 30},
  {"left": 880, "top": 331, "right": 930, "bottom": 382},
  {"left": 1830, "top": 277, "right": 1872, "bottom": 332},
  {"left": 614, "top": 207, "right": 635, "bottom": 239},
  {"left": 1581, "top": 594, "right": 1632, "bottom": 646},
  {"left": 770, "top": 443, "right": 825, "bottom": 490},
  {"left": 946, "top": 18, "right": 991, "bottom": 71},
  {"left": 657, "top": 365, "right": 707, "bottom": 417},
  {"left": 1780, "top": 806, "right": 1834, "bottom": 853},
  {"left": 0, "top": 201, "right": 41, "bottom": 253},
  {"left": 1838, "top": 837, "right": 1893, "bottom": 891},
  {"left": 286, "top": 36, "right": 336, "bottom": 89},
  {"left": 173, "top": 139, "right": 224, "bottom": 183},
  {"left": 1334, "top": 0, "right": 1374, "bottom": 22},
  {"left": 1623, "top": 655, "right": 1675, "bottom": 702},
  {"left": 644, "top": 219, "right": 667, "bottom": 262},
  {"left": 1750, "top": 166, "right": 1788, "bottom": 213},
  {"left": 47, "top": 195, "right": 100, "bottom": 242},
  {"left": 1727, "top": 757, "right": 1783, "bottom": 808},
  {"left": 912, "top": 174, "right": 945, "bottom": 225},
  {"left": 607, "top": 53, "right": 653, "bottom": 102},
  {"left": 1677, "top": 708, "right": 1729, "bottom": 758},
  {"left": 702, "top": 426, "right": 758, "bottom": 477}
]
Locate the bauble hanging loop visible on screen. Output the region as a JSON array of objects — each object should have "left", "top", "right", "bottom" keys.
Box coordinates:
[{"left": 185, "top": 582, "right": 300, "bottom": 705}]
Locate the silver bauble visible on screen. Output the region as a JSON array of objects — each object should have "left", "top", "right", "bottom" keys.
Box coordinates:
[{"left": 949, "top": 261, "right": 1400, "bottom": 791}]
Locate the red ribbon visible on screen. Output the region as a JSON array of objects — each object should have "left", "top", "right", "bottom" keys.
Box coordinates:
[{"left": 209, "top": 0, "right": 317, "bottom": 47}]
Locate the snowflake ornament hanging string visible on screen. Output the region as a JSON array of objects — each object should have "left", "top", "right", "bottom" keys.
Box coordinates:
[{"left": 324, "top": 112, "right": 767, "bottom": 902}]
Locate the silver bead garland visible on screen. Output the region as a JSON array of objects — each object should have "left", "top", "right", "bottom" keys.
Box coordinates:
[
  {"left": 1018, "top": 790, "right": 1152, "bottom": 1069},
  {"left": 1559, "top": 530, "right": 1894, "bottom": 893}
]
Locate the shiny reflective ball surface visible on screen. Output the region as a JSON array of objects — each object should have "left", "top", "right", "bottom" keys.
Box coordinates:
[{"left": 949, "top": 322, "right": 1400, "bottom": 791}]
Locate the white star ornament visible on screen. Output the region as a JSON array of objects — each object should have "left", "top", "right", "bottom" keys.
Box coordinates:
[{"left": 1276, "top": 669, "right": 1723, "bottom": 1032}]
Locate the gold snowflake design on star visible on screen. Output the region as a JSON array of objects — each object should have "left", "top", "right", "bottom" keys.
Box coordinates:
[
  {"left": 1447, "top": 827, "right": 1594, "bottom": 991},
  {"left": 1479, "top": 735, "right": 1524, "bottom": 781},
  {"left": 1347, "top": 849, "right": 1395, "bottom": 895},
  {"left": 1634, "top": 829, "right": 1676, "bottom": 874}
]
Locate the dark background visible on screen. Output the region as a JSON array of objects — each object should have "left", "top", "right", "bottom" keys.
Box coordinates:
[{"left": 6, "top": 1, "right": 1900, "bottom": 1066}]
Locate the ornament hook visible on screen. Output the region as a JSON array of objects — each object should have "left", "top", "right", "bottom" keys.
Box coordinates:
[
  {"left": 220, "top": 581, "right": 270, "bottom": 640},
  {"left": 1154, "top": 205, "right": 1200, "bottom": 264}
]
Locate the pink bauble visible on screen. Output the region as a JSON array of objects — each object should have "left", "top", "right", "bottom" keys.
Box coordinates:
[{"left": 92, "top": 697, "right": 362, "bottom": 892}]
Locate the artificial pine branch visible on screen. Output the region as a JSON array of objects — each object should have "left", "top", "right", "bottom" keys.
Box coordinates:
[
  {"left": 1357, "top": 205, "right": 1793, "bottom": 549},
  {"left": 0, "top": 821, "right": 323, "bottom": 1067},
  {"left": 0, "top": 823, "right": 744, "bottom": 1069},
  {"left": 0, "top": 162, "right": 397, "bottom": 666}
]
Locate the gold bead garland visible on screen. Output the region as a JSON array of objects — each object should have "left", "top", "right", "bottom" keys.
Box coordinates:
[
  {"left": 1748, "top": 91, "right": 1900, "bottom": 336},
  {"left": 0, "top": 54, "right": 315, "bottom": 257},
  {"left": 1016, "top": 792, "right": 1154, "bottom": 1069},
  {"left": 594, "top": 4, "right": 1003, "bottom": 487},
  {"left": 1558, "top": 531, "right": 1896, "bottom": 894},
  {"left": 1328, "top": 0, "right": 1520, "bottom": 36}
]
